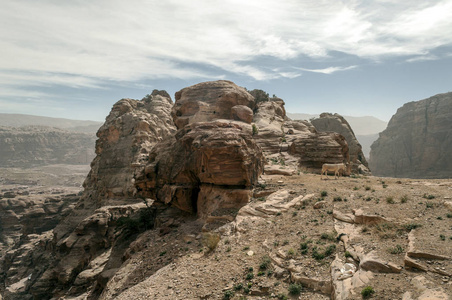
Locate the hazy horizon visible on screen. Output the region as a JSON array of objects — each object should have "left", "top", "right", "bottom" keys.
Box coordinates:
[{"left": 1, "top": 1, "right": 451, "bottom": 122}]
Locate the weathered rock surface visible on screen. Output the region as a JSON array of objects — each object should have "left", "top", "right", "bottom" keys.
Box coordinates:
[
  {"left": 137, "top": 81, "right": 264, "bottom": 218},
  {"left": 252, "top": 99, "right": 350, "bottom": 174},
  {"left": 312, "top": 113, "right": 369, "bottom": 173},
  {"left": 0, "top": 126, "right": 96, "bottom": 167},
  {"left": 171, "top": 80, "right": 254, "bottom": 129},
  {"left": 82, "top": 91, "right": 176, "bottom": 206},
  {"left": 370, "top": 92, "right": 452, "bottom": 178}
]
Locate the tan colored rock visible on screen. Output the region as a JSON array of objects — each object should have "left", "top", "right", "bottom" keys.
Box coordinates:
[
  {"left": 312, "top": 113, "right": 369, "bottom": 174},
  {"left": 370, "top": 92, "right": 452, "bottom": 178},
  {"left": 171, "top": 80, "right": 254, "bottom": 129},
  {"left": 231, "top": 105, "right": 253, "bottom": 123},
  {"left": 83, "top": 92, "right": 176, "bottom": 206}
]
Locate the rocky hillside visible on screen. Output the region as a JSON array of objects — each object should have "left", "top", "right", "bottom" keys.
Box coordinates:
[
  {"left": 1, "top": 81, "right": 449, "bottom": 300},
  {"left": 0, "top": 126, "right": 96, "bottom": 167},
  {"left": 0, "top": 113, "right": 102, "bottom": 134},
  {"left": 370, "top": 92, "right": 452, "bottom": 178}
]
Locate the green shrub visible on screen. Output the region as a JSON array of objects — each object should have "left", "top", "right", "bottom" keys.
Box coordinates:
[
  {"left": 388, "top": 244, "right": 404, "bottom": 254},
  {"left": 361, "top": 286, "right": 375, "bottom": 298},
  {"left": 320, "top": 190, "right": 328, "bottom": 197},
  {"left": 223, "top": 290, "right": 234, "bottom": 300},
  {"left": 246, "top": 272, "right": 254, "bottom": 280},
  {"left": 233, "top": 283, "right": 243, "bottom": 290},
  {"left": 288, "top": 283, "right": 303, "bottom": 295},
  {"left": 386, "top": 197, "right": 395, "bottom": 204},
  {"left": 252, "top": 124, "right": 258, "bottom": 135},
  {"left": 259, "top": 256, "right": 271, "bottom": 270}
]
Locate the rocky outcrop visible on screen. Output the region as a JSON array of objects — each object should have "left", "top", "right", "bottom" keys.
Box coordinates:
[
  {"left": 369, "top": 92, "right": 452, "bottom": 178},
  {"left": 82, "top": 91, "right": 176, "bottom": 206},
  {"left": 252, "top": 99, "right": 350, "bottom": 174},
  {"left": 171, "top": 80, "right": 254, "bottom": 129},
  {"left": 137, "top": 81, "right": 264, "bottom": 218},
  {"left": 311, "top": 113, "right": 369, "bottom": 174},
  {"left": 0, "top": 126, "right": 96, "bottom": 167}
]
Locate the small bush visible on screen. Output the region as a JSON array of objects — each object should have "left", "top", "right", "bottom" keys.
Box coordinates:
[
  {"left": 233, "top": 283, "right": 243, "bottom": 291},
  {"left": 321, "top": 190, "right": 328, "bottom": 197},
  {"left": 159, "top": 251, "right": 166, "bottom": 256},
  {"left": 388, "top": 244, "right": 404, "bottom": 254},
  {"left": 321, "top": 232, "right": 336, "bottom": 241},
  {"left": 426, "top": 202, "right": 434, "bottom": 208},
  {"left": 386, "top": 197, "right": 395, "bottom": 204},
  {"left": 259, "top": 256, "right": 271, "bottom": 270},
  {"left": 257, "top": 271, "right": 265, "bottom": 276},
  {"left": 440, "top": 234, "right": 446, "bottom": 241},
  {"left": 324, "top": 244, "right": 336, "bottom": 256},
  {"left": 404, "top": 223, "right": 421, "bottom": 231},
  {"left": 288, "top": 283, "right": 303, "bottom": 295},
  {"left": 365, "top": 186, "right": 371, "bottom": 191},
  {"left": 447, "top": 213, "right": 452, "bottom": 218},
  {"left": 277, "top": 294, "right": 288, "bottom": 300},
  {"left": 287, "top": 248, "right": 295, "bottom": 257},
  {"left": 333, "top": 196, "right": 343, "bottom": 202},
  {"left": 401, "top": 195, "right": 408, "bottom": 203},
  {"left": 252, "top": 123, "right": 259, "bottom": 135},
  {"left": 300, "top": 242, "right": 309, "bottom": 250},
  {"left": 423, "top": 194, "right": 435, "bottom": 199},
  {"left": 223, "top": 290, "right": 234, "bottom": 300},
  {"left": 246, "top": 272, "right": 254, "bottom": 280},
  {"left": 361, "top": 286, "right": 375, "bottom": 298}
]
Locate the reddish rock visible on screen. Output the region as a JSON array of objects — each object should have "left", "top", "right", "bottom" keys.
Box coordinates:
[
  {"left": 171, "top": 80, "right": 254, "bottom": 129},
  {"left": 82, "top": 92, "right": 176, "bottom": 206}
]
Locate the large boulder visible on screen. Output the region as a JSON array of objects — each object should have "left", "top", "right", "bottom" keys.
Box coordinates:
[
  {"left": 171, "top": 80, "right": 255, "bottom": 129},
  {"left": 369, "top": 92, "right": 452, "bottom": 178},
  {"left": 311, "top": 113, "right": 369, "bottom": 174},
  {"left": 82, "top": 91, "right": 176, "bottom": 206}
]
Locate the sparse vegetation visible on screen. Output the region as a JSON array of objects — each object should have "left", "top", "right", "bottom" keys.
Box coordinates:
[
  {"left": 426, "top": 202, "right": 434, "bottom": 208},
  {"left": 404, "top": 223, "right": 422, "bottom": 231},
  {"left": 223, "top": 290, "right": 234, "bottom": 300},
  {"left": 361, "top": 286, "right": 375, "bottom": 298},
  {"left": 440, "top": 234, "right": 446, "bottom": 241},
  {"left": 423, "top": 194, "right": 435, "bottom": 199},
  {"left": 388, "top": 244, "right": 404, "bottom": 254},
  {"left": 320, "top": 190, "right": 328, "bottom": 197},
  {"left": 333, "top": 196, "right": 343, "bottom": 202},
  {"left": 320, "top": 232, "right": 336, "bottom": 241},
  {"left": 386, "top": 197, "right": 395, "bottom": 204},
  {"left": 201, "top": 232, "right": 220, "bottom": 251},
  {"left": 259, "top": 256, "right": 271, "bottom": 270},
  {"left": 288, "top": 283, "right": 303, "bottom": 295},
  {"left": 252, "top": 123, "right": 258, "bottom": 135},
  {"left": 401, "top": 195, "right": 408, "bottom": 203},
  {"left": 365, "top": 186, "right": 371, "bottom": 191},
  {"left": 246, "top": 272, "right": 254, "bottom": 280}
]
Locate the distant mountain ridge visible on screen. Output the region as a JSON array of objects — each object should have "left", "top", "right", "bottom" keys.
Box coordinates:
[{"left": 0, "top": 113, "right": 102, "bottom": 134}]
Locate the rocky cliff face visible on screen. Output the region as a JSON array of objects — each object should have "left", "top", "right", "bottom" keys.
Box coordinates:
[
  {"left": 0, "top": 126, "right": 96, "bottom": 167},
  {"left": 369, "top": 92, "right": 452, "bottom": 178},
  {"left": 311, "top": 113, "right": 369, "bottom": 174},
  {"left": 82, "top": 90, "right": 176, "bottom": 206}
]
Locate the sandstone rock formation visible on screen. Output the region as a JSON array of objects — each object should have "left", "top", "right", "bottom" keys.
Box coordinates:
[
  {"left": 311, "top": 113, "right": 369, "bottom": 174},
  {"left": 137, "top": 81, "right": 264, "bottom": 218},
  {"left": 0, "top": 81, "right": 359, "bottom": 300},
  {"left": 252, "top": 99, "right": 350, "bottom": 174},
  {"left": 0, "top": 126, "right": 96, "bottom": 167},
  {"left": 171, "top": 80, "right": 254, "bottom": 129},
  {"left": 82, "top": 90, "right": 176, "bottom": 206},
  {"left": 370, "top": 92, "right": 452, "bottom": 178}
]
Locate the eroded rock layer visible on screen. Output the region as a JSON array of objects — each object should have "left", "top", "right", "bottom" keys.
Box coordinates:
[
  {"left": 312, "top": 113, "right": 369, "bottom": 173},
  {"left": 370, "top": 92, "right": 452, "bottom": 178},
  {"left": 82, "top": 91, "right": 176, "bottom": 206}
]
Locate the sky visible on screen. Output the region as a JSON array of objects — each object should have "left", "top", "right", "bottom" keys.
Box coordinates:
[{"left": 1, "top": 0, "right": 451, "bottom": 122}]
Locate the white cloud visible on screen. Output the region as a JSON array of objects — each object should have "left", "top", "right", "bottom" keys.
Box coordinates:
[
  {"left": 294, "top": 66, "right": 357, "bottom": 74},
  {"left": 1, "top": 0, "right": 452, "bottom": 92}
]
